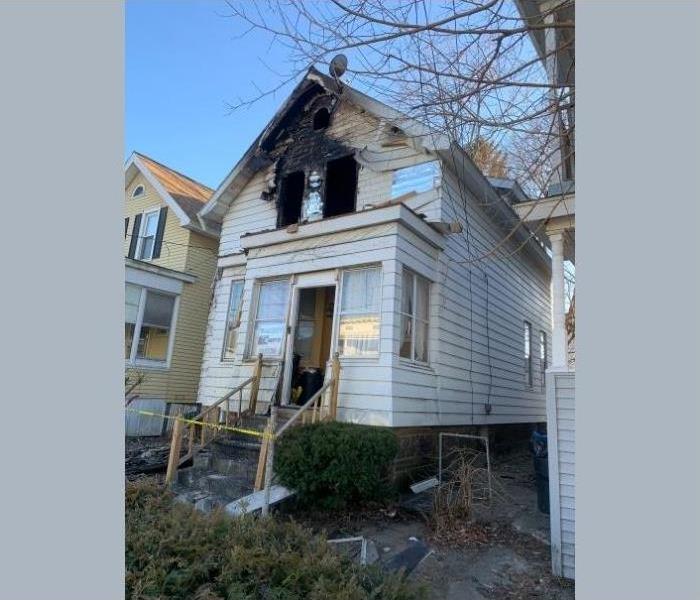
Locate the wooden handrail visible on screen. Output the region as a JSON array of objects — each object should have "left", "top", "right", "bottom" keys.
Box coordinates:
[
  {"left": 165, "top": 354, "right": 265, "bottom": 486},
  {"left": 194, "top": 375, "right": 255, "bottom": 422},
  {"left": 276, "top": 378, "right": 333, "bottom": 436}
]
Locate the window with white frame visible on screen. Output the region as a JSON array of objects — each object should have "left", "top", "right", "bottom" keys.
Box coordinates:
[
  {"left": 337, "top": 266, "right": 381, "bottom": 357},
  {"left": 524, "top": 321, "right": 533, "bottom": 387},
  {"left": 125, "top": 283, "right": 177, "bottom": 365},
  {"left": 137, "top": 209, "right": 160, "bottom": 260},
  {"left": 222, "top": 280, "right": 244, "bottom": 360},
  {"left": 400, "top": 269, "right": 429, "bottom": 363},
  {"left": 539, "top": 330, "right": 547, "bottom": 389},
  {"left": 138, "top": 210, "right": 160, "bottom": 260},
  {"left": 131, "top": 185, "right": 145, "bottom": 198},
  {"left": 250, "top": 279, "right": 290, "bottom": 357}
]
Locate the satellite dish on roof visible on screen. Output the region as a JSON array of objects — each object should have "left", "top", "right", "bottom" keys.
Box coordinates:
[{"left": 329, "top": 54, "right": 348, "bottom": 80}]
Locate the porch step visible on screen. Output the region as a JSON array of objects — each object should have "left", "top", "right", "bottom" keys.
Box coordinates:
[
  {"left": 172, "top": 466, "right": 255, "bottom": 513},
  {"left": 224, "top": 485, "right": 295, "bottom": 516}
]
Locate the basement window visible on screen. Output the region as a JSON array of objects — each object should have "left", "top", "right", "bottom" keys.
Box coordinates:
[
  {"left": 324, "top": 155, "right": 358, "bottom": 218},
  {"left": 313, "top": 107, "right": 330, "bottom": 130},
  {"left": 278, "top": 171, "right": 305, "bottom": 227}
]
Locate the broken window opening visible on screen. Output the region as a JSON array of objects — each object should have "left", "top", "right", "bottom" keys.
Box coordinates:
[
  {"left": 324, "top": 155, "right": 358, "bottom": 218},
  {"left": 313, "top": 107, "right": 330, "bottom": 130},
  {"left": 278, "top": 171, "right": 305, "bottom": 227}
]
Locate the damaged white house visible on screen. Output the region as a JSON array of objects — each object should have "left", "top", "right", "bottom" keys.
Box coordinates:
[{"left": 195, "top": 68, "right": 552, "bottom": 473}]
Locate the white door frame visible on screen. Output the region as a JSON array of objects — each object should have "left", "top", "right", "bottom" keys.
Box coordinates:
[{"left": 280, "top": 270, "right": 338, "bottom": 406}]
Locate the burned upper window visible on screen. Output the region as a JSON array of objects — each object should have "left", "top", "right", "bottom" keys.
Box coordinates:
[
  {"left": 324, "top": 155, "right": 358, "bottom": 218},
  {"left": 278, "top": 171, "right": 305, "bottom": 227},
  {"left": 263, "top": 84, "right": 360, "bottom": 227},
  {"left": 313, "top": 107, "right": 330, "bottom": 130}
]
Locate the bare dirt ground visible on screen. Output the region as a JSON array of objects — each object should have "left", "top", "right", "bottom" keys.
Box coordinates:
[{"left": 292, "top": 447, "right": 574, "bottom": 600}]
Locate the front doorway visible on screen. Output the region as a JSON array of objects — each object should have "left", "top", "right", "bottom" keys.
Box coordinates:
[{"left": 281, "top": 283, "right": 336, "bottom": 406}]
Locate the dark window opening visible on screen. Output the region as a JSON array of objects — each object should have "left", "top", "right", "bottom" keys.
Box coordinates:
[
  {"left": 278, "top": 171, "right": 305, "bottom": 227},
  {"left": 312, "top": 107, "right": 330, "bottom": 130},
  {"left": 324, "top": 155, "right": 358, "bottom": 218}
]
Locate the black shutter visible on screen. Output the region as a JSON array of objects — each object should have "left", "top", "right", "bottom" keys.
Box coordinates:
[
  {"left": 152, "top": 207, "right": 168, "bottom": 259},
  {"left": 127, "top": 213, "right": 141, "bottom": 258},
  {"left": 124, "top": 217, "right": 129, "bottom": 239}
]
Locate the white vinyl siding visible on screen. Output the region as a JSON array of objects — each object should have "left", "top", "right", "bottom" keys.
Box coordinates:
[
  {"left": 197, "top": 97, "right": 551, "bottom": 428},
  {"left": 546, "top": 370, "right": 575, "bottom": 579}
]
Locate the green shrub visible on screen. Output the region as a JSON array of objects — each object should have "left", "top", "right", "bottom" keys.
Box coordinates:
[
  {"left": 274, "top": 421, "right": 399, "bottom": 509},
  {"left": 126, "top": 481, "right": 423, "bottom": 600}
]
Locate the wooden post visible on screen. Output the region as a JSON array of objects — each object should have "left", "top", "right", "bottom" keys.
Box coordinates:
[
  {"left": 254, "top": 418, "right": 272, "bottom": 492},
  {"left": 330, "top": 352, "right": 341, "bottom": 420},
  {"left": 261, "top": 405, "right": 277, "bottom": 516},
  {"left": 165, "top": 417, "right": 184, "bottom": 486},
  {"left": 249, "top": 353, "right": 263, "bottom": 415},
  {"left": 200, "top": 407, "right": 220, "bottom": 446}
]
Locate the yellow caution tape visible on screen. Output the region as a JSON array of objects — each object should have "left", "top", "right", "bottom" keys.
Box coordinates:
[{"left": 125, "top": 408, "right": 273, "bottom": 440}]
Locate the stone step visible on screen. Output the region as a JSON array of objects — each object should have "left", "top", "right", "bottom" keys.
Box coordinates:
[
  {"left": 225, "top": 485, "right": 295, "bottom": 516},
  {"left": 173, "top": 467, "right": 255, "bottom": 512}
]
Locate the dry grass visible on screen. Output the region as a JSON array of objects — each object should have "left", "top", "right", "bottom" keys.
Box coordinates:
[{"left": 429, "top": 448, "right": 508, "bottom": 545}]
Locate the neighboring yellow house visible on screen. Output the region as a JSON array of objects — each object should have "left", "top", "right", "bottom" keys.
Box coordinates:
[{"left": 124, "top": 152, "right": 219, "bottom": 433}]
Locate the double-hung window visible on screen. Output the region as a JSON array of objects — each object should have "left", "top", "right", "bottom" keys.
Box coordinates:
[
  {"left": 125, "top": 283, "right": 177, "bottom": 366},
  {"left": 137, "top": 209, "right": 160, "bottom": 260},
  {"left": 222, "top": 280, "right": 244, "bottom": 360},
  {"left": 400, "top": 269, "right": 429, "bottom": 363},
  {"left": 250, "top": 279, "right": 290, "bottom": 357},
  {"left": 524, "top": 321, "right": 533, "bottom": 387},
  {"left": 337, "top": 266, "right": 381, "bottom": 357}
]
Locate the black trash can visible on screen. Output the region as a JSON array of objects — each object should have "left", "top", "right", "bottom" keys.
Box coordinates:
[{"left": 530, "top": 431, "right": 550, "bottom": 514}]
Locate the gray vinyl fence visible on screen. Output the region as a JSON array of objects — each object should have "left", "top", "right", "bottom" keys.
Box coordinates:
[
  {"left": 125, "top": 398, "right": 166, "bottom": 437},
  {"left": 126, "top": 398, "right": 200, "bottom": 437}
]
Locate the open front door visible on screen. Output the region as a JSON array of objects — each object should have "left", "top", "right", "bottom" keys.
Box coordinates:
[{"left": 280, "top": 271, "right": 337, "bottom": 406}]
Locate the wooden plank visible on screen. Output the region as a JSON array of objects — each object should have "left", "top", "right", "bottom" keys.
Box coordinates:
[
  {"left": 249, "top": 353, "right": 263, "bottom": 414},
  {"left": 330, "top": 352, "right": 341, "bottom": 420},
  {"left": 254, "top": 427, "right": 270, "bottom": 491},
  {"left": 165, "top": 417, "right": 184, "bottom": 486}
]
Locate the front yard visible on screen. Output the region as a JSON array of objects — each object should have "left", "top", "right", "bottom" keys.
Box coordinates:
[{"left": 126, "top": 441, "right": 573, "bottom": 599}]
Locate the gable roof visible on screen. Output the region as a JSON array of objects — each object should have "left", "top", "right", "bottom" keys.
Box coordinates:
[
  {"left": 125, "top": 152, "right": 220, "bottom": 237},
  {"left": 198, "top": 67, "right": 450, "bottom": 223},
  {"left": 198, "top": 67, "right": 548, "bottom": 268}
]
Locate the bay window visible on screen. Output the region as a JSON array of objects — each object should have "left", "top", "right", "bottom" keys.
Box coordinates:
[
  {"left": 337, "top": 266, "right": 381, "bottom": 357},
  {"left": 125, "top": 283, "right": 177, "bottom": 366},
  {"left": 222, "top": 280, "right": 244, "bottom": 360},
  {"left": 400, "top": 269, "right": 430, "bottom": 363},
  {"left": 250, "top": 279, "right": 290, "bottom": 357}
]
